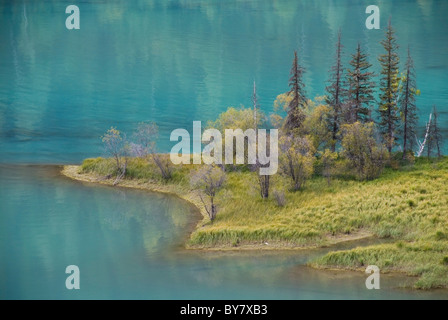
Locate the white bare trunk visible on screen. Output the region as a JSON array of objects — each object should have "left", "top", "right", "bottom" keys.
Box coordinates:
[{"left": 416, "top": 113, "right": 432, "bottom": 157}]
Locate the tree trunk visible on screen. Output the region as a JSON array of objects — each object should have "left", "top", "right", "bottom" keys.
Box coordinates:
[
  {"left": 259, "top": 174, "right": 270, "bottom": 199},
  {"left": 402, "top": 66, "right": 410, "bottom": 160},
  {"left": 402, "top": 113, "right": 408, "bottom": 160},
  {"left": 113, "top": 160, "right": 127, "bottom": 186},
  {"left": 210, "top": 198, "right": 216, "bottom": 222}
]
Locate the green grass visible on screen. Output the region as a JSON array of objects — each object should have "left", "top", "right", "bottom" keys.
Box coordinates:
[
  {"left": 80, "top": 156, "right": 190, "bottom": 184},
  {"left": 79, "top": 156, "right": 448, "bottom": 289},
  {"left": 310, "top": 241, "right": 448, "bottom": 289}
]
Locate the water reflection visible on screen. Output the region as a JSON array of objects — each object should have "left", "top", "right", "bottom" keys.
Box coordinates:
[
  {"left": 0, "top": 0, "right": 447, "bottom": 163},
  {"left": 1, "top": 165, "right": 447, "bottom": 299}
]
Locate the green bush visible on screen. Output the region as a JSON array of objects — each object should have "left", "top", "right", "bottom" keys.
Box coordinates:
[
  {"left": 442, "top": 257, "right": 448, "bottom": 265},
  {"left": 340, "top": 122, "right": 389, "bottom": 181}
]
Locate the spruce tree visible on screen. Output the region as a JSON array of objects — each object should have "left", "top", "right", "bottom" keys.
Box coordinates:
[
  {"left": 285, "top": 50, "right": 307, "bottom": 132},
  {"left": 325, "top": 30, "right": 345, "bottom": 152},
  {"left": 253, "top": 81, "right": 258, "bottom": 130},
  {"left": 378, "top": 19, "right": 400, "bottom": 153},
  {"left": 427, "top": 106, "right": 443, "bottom": 158},
  {"left": 399, "top": 48, "right": 418, "bottom": 159},
  {"left": 346, "top": 43, "right": 376, "bottom": 123}
]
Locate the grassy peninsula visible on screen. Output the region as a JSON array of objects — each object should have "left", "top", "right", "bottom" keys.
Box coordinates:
[
  {"left": 63, "top": 156, "right": 448, "bottom": 289},
  {"left": 61, "top": 22, "right": 448, "bottom": 290}
]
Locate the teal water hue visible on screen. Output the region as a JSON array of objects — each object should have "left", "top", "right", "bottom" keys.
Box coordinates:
[
  {"left": 0, "top": 0, "right": 447, "bottom": 163},
  {"left": 1, "top": 165, "right": 447, "bottom": 300},
  {"left": 1, "top": 0, "right": 448, "bottom": 300}
]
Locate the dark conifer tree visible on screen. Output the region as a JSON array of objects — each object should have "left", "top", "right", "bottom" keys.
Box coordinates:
[
  {"left": 285, "top": 50, "right": 307, "bottom": 132},
  {"left": 427, "top": 106, "right": 443, "bottom": 158},
  {"left": 399, "top": 48, "right": 418, "bottom": 159},
  {"left": 253, "top": 81, "right": 258, "bottom": 130},
  {"left": 346, "top": 43, "right": 376, "bottom": 123},
  {"left": 378, "top": 19, "right": 400, "bottom": 153},
  {"left": 325, "top": 30, "right": 345, "bottom": 152}
]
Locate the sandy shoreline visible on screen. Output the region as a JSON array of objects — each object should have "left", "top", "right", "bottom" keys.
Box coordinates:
[{"left": 61, "top": 165, "right": 374, "bottom": 251}]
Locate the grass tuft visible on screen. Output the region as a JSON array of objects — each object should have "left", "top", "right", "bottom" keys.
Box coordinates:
[{"left": 77, "top": 156, "right": 448, "bottom": 289}]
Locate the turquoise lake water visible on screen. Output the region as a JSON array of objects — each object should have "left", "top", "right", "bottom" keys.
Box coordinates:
[
  {"left": 0, "top": 0, "right": 447, "bottom": 163},
  {"left": 1, "top": 165, "right": 447, "bottom": 300},
  {"left": 1, "top": 0, "right": 448, "bottom": 299}
]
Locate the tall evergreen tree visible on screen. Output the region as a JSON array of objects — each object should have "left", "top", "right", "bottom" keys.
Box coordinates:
[
  {"left": 399, "top": 48, "right": 418, "bottom": 159},
  {"left": 285, "top": 50, "right": 307, "bottom": 132},
  {"left": 346, "top": 43, "right": 376, "bottom": 123},
  {"left": 325, "top": 30, "right": 345, "bottom": 152},
  {"left": 378, "top": 19, "right": 400, "bottom": 153},
  {"left": 427, "top": 106, "right": 443, "bottom": 158},
  {"left": 253, "top": 81, "right": 258, "bottom": 130}
]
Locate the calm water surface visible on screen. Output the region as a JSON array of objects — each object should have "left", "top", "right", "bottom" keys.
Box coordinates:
[
  {"left": 1, "top": 0, "right": 448, "bottom": 300},
  {"left": 0, "top": 0, "right": 447, "bottom": 163},
  {"left": 1, "top": 165, "right": 447, "bottom": 299}
]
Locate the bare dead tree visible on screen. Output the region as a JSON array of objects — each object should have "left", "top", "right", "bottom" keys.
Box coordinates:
[
  {"left": 251, "top": 81, "right": 271, "bottom": 199},
  {"left": 254, "top": 159, "right": 270, "bottom": 199},
  {"left": 102, "top": 127, "right": 129, "bottom": 185},
  {"left": 190, "top": 165, "right": 226, "bottom": 222},
  {"left": 152, "top": 154, "right": 172, "bottom": 180},
  {"left": 133, "top": 122, "right": 172, "bottom": 180},
  {"left": 326, "top": 30, "right": 346, "bottom": 152},
  {"left": 416, "top": 113, "right": 432, "bottom": 157},
  {"left": 253, "top": 80, "right": 258, "bottom": 130}
]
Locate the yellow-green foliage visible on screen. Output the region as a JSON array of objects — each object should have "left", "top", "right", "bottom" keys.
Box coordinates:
[
  {"left": 207, "top": 106, "right": 265, "bottom": 131},
  {"left": 191, "top": 157, "right": 448, "bottom": 288},
  {"left": 341, "top": 122, "right": 389, "bottom": 180},
  {"left": 192, "top": 158, "right": 448, "bottom": 243},
  {"left": 279, "top": 135, "right": 315, "bottom": 190},
  {"left": 80, "top": 156, "right": 448, "bottom": 288},
  {"left": 80, "top": 156, "right": 190, "bottom": 184},
  {"left": 303, "top": 104, "right": 333, "bottom": 150}
]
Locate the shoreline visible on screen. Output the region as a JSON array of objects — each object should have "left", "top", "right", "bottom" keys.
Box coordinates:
[
  {"left": 61, "top": 165, "right": 374, "bottom": 251},
  {"left": 60, "top": 163, "right": 448, "bottom": 290},
  {"left": 61, "top": 165, "right": 207, "bottom": 217}
]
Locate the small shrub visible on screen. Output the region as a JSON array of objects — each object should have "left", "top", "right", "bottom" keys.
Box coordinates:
[
  {"left": 391, "top": 151, "right": 415, "bottom": 166},
  {"left": 384, "top": 259, "right": 393, "bottom": 267},
  {"left": 435, "top": 231, "right": 446, "bottom": 241},
  {"left": 340, "top": 122, "right": 389, "bottom": 181},
  {"left": 407, "top": 200, "right": 416, "bottom": 208},
  {"left": 279, "top": 135, "right": 316, "bottom": 190},
  {"left": 404, "top": 152, "right": 416, "bottom": 165},
  {"left": 273, "top": 190, "right": 286, "bottom": 207},
  {"left": 389, "top": 159, "right": 400, "bottom": 170},
  {"left": 442, "top": 257, "right": 448, "bottom": 266}
]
